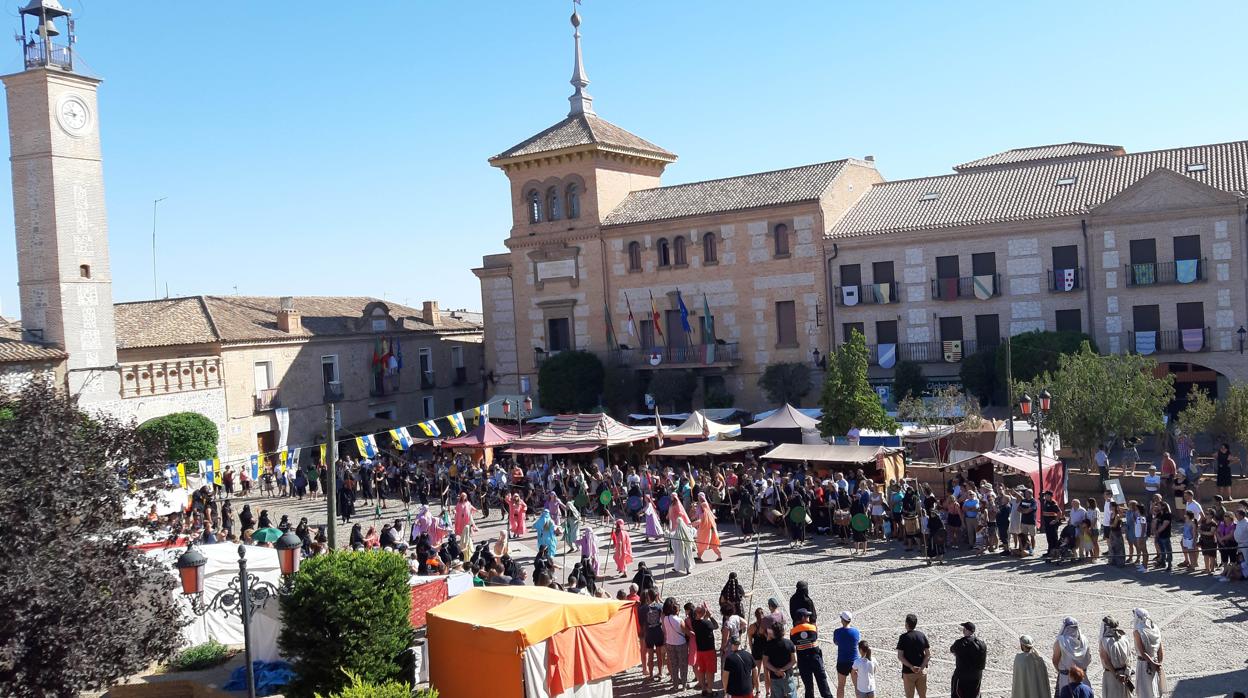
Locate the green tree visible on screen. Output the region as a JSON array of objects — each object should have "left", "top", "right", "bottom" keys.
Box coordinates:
[
  {"left": 0, "top": 379, "right": 184, "bottom": 696},
  {"left": 1016, "top": 342, "right": 1173, "bottom": 470},
  {"left": 647, "top": 370, "right": 698, "bottom": 412},
  {"left": 891, "top": 361, "right": 927, "bottom": 402},
  {"left": 757, "top": 362, "right": 812, "bottom": 407},
  {"left": 279, "top": 551, "right": 412, "bottom": 697},
  {"left": 601, "top": 365, "right": 638, "bottom": 416},
  {"left": 703, "top": 384, "right": 735, "bottom": 409},
  {"left": 536, "top": 351, "right": 605, "bottom": 413},
  {"left": 819, "top": 330, "right": 897, "bottom": 438},
  {"left": 136, "top": 411, "right": 218, "bottom": 461},
  {"left": 1176, "top": 386, "right": 1217, "bottom": 438},
  {"left": 959, "top": 347, "right": 999, "bottom": 405},
  {"left": 897, "top": 385, "right": 982, "bottom": 468},
  {"left": 1213, "top": 384, "right": 1248, "bottom": 448},
  {"left": 997, "top": 330, "right": 1095, "bottom": 386}
]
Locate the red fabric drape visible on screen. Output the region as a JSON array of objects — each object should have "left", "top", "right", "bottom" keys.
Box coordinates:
[
  {"left": 547, "top": 603, "right": 641, "bottom": 695},
  {"left": 409, "top": 578, "right": 448, "bottom": 628}
]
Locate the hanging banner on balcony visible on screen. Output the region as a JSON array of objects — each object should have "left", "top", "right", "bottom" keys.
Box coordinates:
[
  {"left": 841, "top": 285, "right": 859, "bottom": 306},
  {"left": 1132, "top": 264, "right": 1155, "bottom": 285},
  {"left": 942, "top": 340, "right": 963, "bottom": 363},
  {"left": 878, "top": 343, "right": 897, "bottom": 369},
  {"left": 275, "top": 407, "right": 290, "bottom": 450},
  {"left": 940, "top": 278, "right": 958, "bottom": 299},
  {"left": 648, "top": 351, "right": 663, "bottom": 366},
  {"left": 1176, "top": 259, "right": 1198, "bottom": 284},
  {"left": 1181, "top": 328, "right": 1204, "bottom": 352},
  {"left": 872, "top": 283, "right": 890, "bottom": 305},
  {"left": 1134, "top": 331, "right": 1156, "bottom": 355},
  {"left": 1059, "top": 268, "right": 1076, "bottom": 292},
  {"left": 447, "top": 412, "right": 466, "bottom": 436},
  {"left": 972, "top": 275, "right": 994, "bottom": 300}
]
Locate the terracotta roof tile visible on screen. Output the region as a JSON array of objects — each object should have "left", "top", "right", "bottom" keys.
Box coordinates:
[
  {"left": 491, "top": 113, "right": 676, "bottom": 162},
  {"left": 953, "top": 142, "right": 1124, "bottom": 172},
  {"left": 829, "top": 141, "right": 1248, "bottom": 239},
  {"left": 0, "top": 318, "right": 66, "bottom": 363},
  {"left": 115, "top": 297, "right": 219, "bottom": 348},
  {"left": 603, "top": 160, "right": 853, "bottom": 226}
]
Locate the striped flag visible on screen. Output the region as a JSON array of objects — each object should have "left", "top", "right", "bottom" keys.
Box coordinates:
[
  {"left": 649, "top": 290, "right": 664, "bottom": 341},
  {"left": 447, "top": 412, "right": 467, "bottom": 436},
  {"left": 390, "top": 427, "right": 413, "bottom": 450},
  {"left": 624, "top": 296, "right": 637, "bottom": 339},
  {"left": 167, "top": 463, "right": 180, "bottom": 487},
  {"left": 417, "top": 421, "right": 441, "bottom": 438},
  {"left": 355, "top": 434, "right": 378, "bottom": 459}
]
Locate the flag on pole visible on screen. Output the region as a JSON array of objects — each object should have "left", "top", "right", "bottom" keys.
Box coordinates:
[
  {"left": 654, "top": 404, "right": 664, "bottom": 448},
  {"left": 624, "top": 296, "right": 637, "bottom": 340},
  {"left": 676, "top": 289, "right": 692, "bottom": 333},
  {"left": 649, "top": 290, "right": 664, "bottom": 341},
  {"left": 447, "top": 412, "right": 467, "bottom": 436},
  {"left": 355, "top": 434, "right": 378, "bottom": 459},
  {"left": 702, "top": 294, "right": 716, "bottom": 364},
  {"left": 604, "top": 302, "right": 619, "bottom": 351}
]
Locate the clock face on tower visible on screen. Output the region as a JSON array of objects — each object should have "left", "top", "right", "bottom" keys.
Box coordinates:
[{"left": 56, "top": 94, "right": 92, "bottom": 136}]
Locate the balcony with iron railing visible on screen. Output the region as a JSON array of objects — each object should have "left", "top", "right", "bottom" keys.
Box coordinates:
[
  {"left": 833, "top": 283, "right": 900, "bottom": 306},
  {"left": 605, "top": 342, "right": 741, "bottom": 368},
  {"left": 1046, "top": 267, "right": 1085, "bottom": 292},
  {"left": 254, "top": 388, "right": 280, "bottom": 412},
  {"left": 1127, "top": 327, "right": 1210, "bottom": 355},
  {"left": 1124, "top": 259, "right": 1206, "bottom": 287},
  {"left": 24, "top": 41, "right": 72, "bottom": 70},
  {"left": 865, "top": 339, "right": 986, "bottom": 365},
  {"left": 931, "top": 274, "right": 1001, "bottom": 300}
]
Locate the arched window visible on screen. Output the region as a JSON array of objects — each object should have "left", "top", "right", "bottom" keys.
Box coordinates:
[
  {"left": 528, "top": 190, "right": 542, "bottom": 223},
  {"left": 702, "top": 232, "right": 718, "bottom": 263},
  {"left": 79, "top": 264, "right": 91, "bottom": 278},
  {"left": 773, "top": 223, "right": 790, "bottom": 257},
  {"left": 546, "top": 186, "right": 562, "bottom": 221},
  {"left": 673, "top": 236, "right": 688, "bottom": 266},
  {"left": 657, "top": 239, "right": 671, "bottom": 267},
  {"left": 627, "top": 241, "right": 642, "bottom": 271},
  {"left": 566, "top": 183, "right": 581, "bottom": 219}
]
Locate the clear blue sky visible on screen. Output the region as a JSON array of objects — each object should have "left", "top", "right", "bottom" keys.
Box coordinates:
[{"left": 1, "top": 1, "right": 1245, "bottom": 317}]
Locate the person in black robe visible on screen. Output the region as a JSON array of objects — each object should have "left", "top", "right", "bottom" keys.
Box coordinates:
[
  {"left": 349, "top": 523, "right": 365, "bottom": 550},
  {"left": 631, "top": 561, "right": 656, "bottom": 592},
  {"left": 789, "top": 580, "right": 816, "bottom": 624},
  {"left": 950, "top": 621, "right": 987, "bottom": 698}
]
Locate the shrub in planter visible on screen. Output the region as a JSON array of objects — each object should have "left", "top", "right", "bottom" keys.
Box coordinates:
[
  {"left": 279, "top": 551, "right": 412, "bottom": 697},
  {"left": 168, "top": 640, "right": 231, "bottom": 672},
  {"left": 313, "top": 671, "right": 416, "bottom": 698}
]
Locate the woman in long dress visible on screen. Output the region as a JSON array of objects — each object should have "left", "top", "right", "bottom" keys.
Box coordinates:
[
  {"left": 577, "top": 524, "right": 601, "bottom": 578},
  {"left": 610, "top": 519, "right": 634, "bottom": 578},
  {"left": 693, "top": 493, "right": 723, "bottom": 562},
  {"left": 1098, "top": 616, "right": 1135, "bottom": 698},
  {"left": 563, "top": 503, "right": 582, "bottom": 554},
  {"left": 545, "top": 491, "right": 564, "bottom": 526},
  {"left": 1053, "top": 616, "right": 1092, "bottom": 694},
  {"left": 642, "top": 495, "right": 664, "bottom": 541},
  {"left": 1132, "top": 608, "right": 1164, "bottom": 698},
  {"left": 668, "top": 495, "right": 692, "bottom": 528},
  {"left": 532, "top": 508, "right": 558, "bottom": 556},
  {"left": 453, "top": 492, "right": 478, "bottom": 560},
  {"left": 670, "top": 513, "right": 697, "bottom": 575},
  {"left": 508, "top": 492, "right": 528, "bottom": 538}
]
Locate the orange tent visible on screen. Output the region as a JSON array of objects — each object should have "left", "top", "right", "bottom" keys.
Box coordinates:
[{"left": 426, "top": 586, "right": 640, "bottom": 698}]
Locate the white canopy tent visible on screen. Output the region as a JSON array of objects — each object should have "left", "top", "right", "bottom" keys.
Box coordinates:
[{"left": 661, "top": 411, "right": 742, "bottom": 441}]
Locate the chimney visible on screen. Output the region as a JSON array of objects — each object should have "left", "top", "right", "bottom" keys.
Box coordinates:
[
  {"left": 864, "top": 155, "right": 875, "bottom": 163},
  {"left": 422, "top": 300, "right": 441, "bottom": 327},
  {"left": 276, "top": 296, "right": 302, "bottom": 333}
]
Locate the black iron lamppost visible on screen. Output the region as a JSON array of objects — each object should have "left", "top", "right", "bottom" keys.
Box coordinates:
[
  {"left": 501, "top": 395, "right": 534, "bottom": 437},
  {"left": 175, "top": 533, "right": 302, "bottom": 698},
  {"left": 1019, "top": 390, "right": 1053, "bottom": 494},
  {"left": 1238, "top": 326, "right": 1245, "bottom": 354}
]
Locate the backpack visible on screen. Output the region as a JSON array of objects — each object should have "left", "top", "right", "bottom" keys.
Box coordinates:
[{"left": 646, "top": 603, "right": 663, "bottom": 629}]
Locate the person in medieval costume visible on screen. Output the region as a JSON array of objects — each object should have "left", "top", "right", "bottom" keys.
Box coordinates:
[
  {"left": 610, "top": 519, "right": 634, "bottom": 577},
  {"left": 429, "top": 509, "right": 451, "bottom": 547},
  {"left": 642, "top": 494, "right": 664, "bottom": 541},
  {"left": 1053, "top": 616, "right": 1093, "bottom": 695},
  {"left": 1010, "top": 635, "right": 1050, "bottom": 698},
  {"left": 508, "top": 492, "right": 527, "bottom": 539},
  {"left": 577, "top": 523, "right": 601, "bottom": 578},
  {"left": 563, "top": 502, "right": 583, "bottom": 554},
  {"left": 545, "top": 490, "right": 564, "bottom": 527},
  {"left": 668, "top": 494, "right": 692, "bottom": 529},
  {"left": 693, "top": 493, "right": 723, "bottom": 562},
  {"left": 1132, "top": 608, "right": 1164, "bottom": 698},
  {"left": 532, "top": 507, "right": 558, "bottom": 557},
  {"left": 1098, "top": 616, "right": 1135, "bottom": 698},
  {"left": 453, "top": 492, "right": 478, "bottom": 561},
  {"left": 670, "top": 511, "right": 697, "bottom": 575}
]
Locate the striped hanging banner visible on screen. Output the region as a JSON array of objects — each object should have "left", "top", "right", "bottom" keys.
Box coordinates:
[
  {"left": 447, "top": 413, "right": 466, "bottom": 436},
  {"left": 417, "top": 421, "right": 441, "bottom": 437}
]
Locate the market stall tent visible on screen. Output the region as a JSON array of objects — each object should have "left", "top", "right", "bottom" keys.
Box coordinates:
[
  {"left": 762, "top": 443, "right": 906, "bottom": 482},
  {"left": 950, "top": 447, "right": 1066, "bottom": 507},
  {"left": 661, "top": 410, "right": 743, "bottom": 441},
  {"left": 649, "top": 440, "right": 769, "bottom": 458},
  {"left": 427, "top": 586, "right": 640, "bottom": 698},
  {"left": 743, "top": 404, "right": 821, "bottom": 445},
  {"left": 506, "top": 413, "right": 656, "bottom": 455}
]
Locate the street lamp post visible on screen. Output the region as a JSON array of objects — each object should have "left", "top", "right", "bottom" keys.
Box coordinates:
[
  {"left": 1018, "top": 389, "right": 1053, "bottom": 495},
  {"left": 175, "top": 533, "right": 303, "bottom": 698},
  {"left": 501, "top": 395, "right": 534, "bottom": 438}
]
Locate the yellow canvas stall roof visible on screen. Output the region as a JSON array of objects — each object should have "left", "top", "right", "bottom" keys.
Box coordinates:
[{"left": 427, "top": 585, "right": 624, "bottom": 649}]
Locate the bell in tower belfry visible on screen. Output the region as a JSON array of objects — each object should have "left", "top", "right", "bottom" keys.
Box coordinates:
[{"left": 18, "top": 0, "right": 74, "bottom": 72}]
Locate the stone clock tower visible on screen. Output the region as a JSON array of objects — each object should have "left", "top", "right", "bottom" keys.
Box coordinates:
[{"left": 3, "top": 0, "right": 119, "bottom": 404}]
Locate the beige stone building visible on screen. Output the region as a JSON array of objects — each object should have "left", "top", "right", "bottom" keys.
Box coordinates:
[
  {"left": 112, "top": 296, "right": 484, "bottom": 459},
  {"left": 475, "top": 10, "right": 878, "bottom": 412},
  {"left": 827, "top": 141, "right": 1248, "bottom": 401}
]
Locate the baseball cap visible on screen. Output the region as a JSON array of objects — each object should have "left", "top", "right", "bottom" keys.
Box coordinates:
[
  {"left": 961, "top": 621, "right": 976, "bottom": 632},
  {"left": 840, "top": 610, "right": 853, "bottom": 622}
]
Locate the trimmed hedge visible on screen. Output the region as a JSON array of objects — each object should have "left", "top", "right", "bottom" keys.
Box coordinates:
[
  {"left": 136, "top": 412, "right": 218, "bottom": 462},
  {"left": 279, "top": 551, "right": 412, "bottom": 697}
]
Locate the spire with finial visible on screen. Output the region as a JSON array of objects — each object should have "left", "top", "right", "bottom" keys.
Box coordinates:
[{"left": 567, "top": 5, "right": 594, "bottom": 117}]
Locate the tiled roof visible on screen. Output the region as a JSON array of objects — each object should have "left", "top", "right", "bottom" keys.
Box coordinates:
[
  {"left": 0, "top": 318, "right": 66, "bottom": 363},
  {"left": 953, "top": 142, "right": 1124, "bottom": 172},
  {"left": 829, "top": 141, "right": 1248, "bottom": 239},
  {"left": 115, "top": 297, "right": 219, "bottom": 348},
  {"left": 603, "top": 160, "right": 852, "bottom": 226},
  {"left": 114, "top": 296, "right": 482, "bottom": 348},
  {"left": 491, "top": 113, "right": 676, "bottom": 162}
]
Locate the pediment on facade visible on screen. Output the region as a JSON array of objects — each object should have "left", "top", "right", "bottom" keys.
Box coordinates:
[{"left": 1092, "top": 167, "right": 1239, "bottom": 216}]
